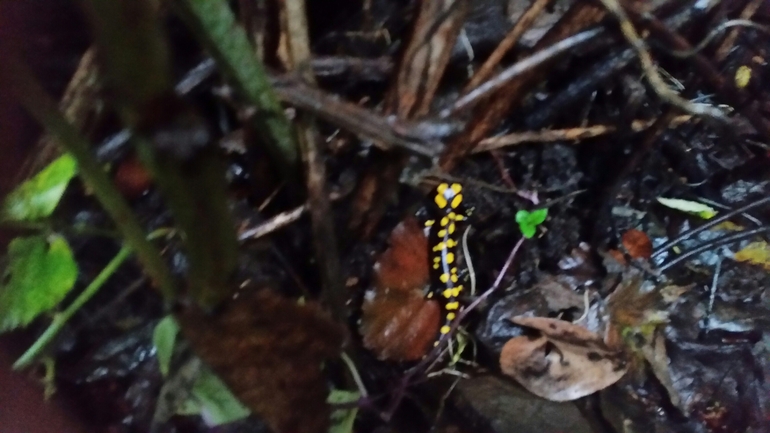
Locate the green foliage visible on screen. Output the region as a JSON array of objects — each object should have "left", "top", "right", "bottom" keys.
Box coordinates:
[
  {"left": 191, "top": 368, "right": 251, "bottom": 425},
  {"left": 0, "top": 235, "right": 78, "bottom": 331},
  {"left": 151, "top": 316, "right": 249, "bottom": 425},
  {"left": 515, "top": 208, "right": 548, "bottom": 239},
  {"left": 656, "top": 197, "right": 717, "bottom": 219},
  {"left": 153, "top": 316, "right": 180, "bottom": 377},
  {"left": 2, "top": 154, "right": 77, "bottom": 221},
  {"left": 327, "top": 389, "right": 360, "bottom": 433}
]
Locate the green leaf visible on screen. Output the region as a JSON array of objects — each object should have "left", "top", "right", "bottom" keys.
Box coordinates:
[
  {"left": 153, "top": 315, "right": 179, "bottom": 377},
  {"left": 327, "top": 389, "right": 360, "bottom": 433},
  {"left": 515, "top": 208, "right": 548, "bottom": 239},
  {"left": 656, "top": 197, "right": 717, "bottom": 219},
  {"left": 2, "top": 154, "right": 78, "bottom": 221},
  {"left": 192, "top": 368, "right": 250, "bottom": 426},
  {"left": 0, "top": 235, "right": 78, "bottom": 331}
]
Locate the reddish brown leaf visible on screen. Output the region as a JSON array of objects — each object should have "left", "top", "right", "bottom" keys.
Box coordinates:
[
  {"left": 500, "top": 316, "right": 627, "bottom": 401},
  {"left": 361, "top": 216, "right": 438, "bottom": 360},
  {"left": 361, "top": 288, "right": 440, "bottom": 361},
  {"left": 374, "top": 217, "right": 429, "bottom": 292},
  {"left": 621, "top": 228, "right": 652, "bottom": 259},
  {"left": 176, "top": 289, "right": 345, "bottom": 433}
]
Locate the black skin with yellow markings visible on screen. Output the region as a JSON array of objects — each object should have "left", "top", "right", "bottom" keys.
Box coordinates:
[{"left": 424, "top": 183, "right": 470, "bottom": 341}]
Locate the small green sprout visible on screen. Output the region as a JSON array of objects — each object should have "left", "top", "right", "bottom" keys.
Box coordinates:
[{"left": 515, "top": 208, "right": 548, "bottom": 239}]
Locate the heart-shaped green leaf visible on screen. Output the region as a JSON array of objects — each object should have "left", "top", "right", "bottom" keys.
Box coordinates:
[{"left": 0, "top": 235, "right": 78, "bottom": 331}]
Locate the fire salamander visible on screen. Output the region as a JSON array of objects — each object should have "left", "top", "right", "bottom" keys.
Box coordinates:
[{"left": 424, "top": 182, "right": 469, "bottom": 342}]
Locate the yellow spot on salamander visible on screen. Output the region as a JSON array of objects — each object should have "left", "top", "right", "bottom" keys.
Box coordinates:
[
  {"left": 451, "top": 274, "right": 458, "bottom": 283},
  {"left": 440, "top": 273, "right": 449, "bottom": 283},
  {"left": 450, "top": 193, "right": 463, "bottom": 209},
  {"left": 448, "top": 223, "right": 456, "bottom": 235},
  {"left": 452, "top": 287, "right": 462, "bottom": 297},
  {"left": 435, "top": 194, "right": 448, "bottom": 209},
  {"left": 450, "top": 184, "right": 462, "bottom": 194},
  {"left": 440, "top": 325, "right": 451, "bottom": 334},
  {"left": 425, "top": 219, "right": 435, "bottom": 227},
  {"left": 446, "top": 239, "right": 457, "bottom": 248},
  {"left": 446, "top": 312, "right": 456, "bottom": 320},
  {"left": 445, "top": 252, "right": 455, "bottom": 264},
  {"left": 443, "top": 288, "right": 452, "bottom": 298},
  {"left": 437, "top": 229, "right": 447, "bottom": 237},
  {"left": 446, "top": 301, "right": 459, "bottom": 310},
  {"left": 440, "top": 216, "right": 449, "bottom": 226},
  {"left": 437, "top": 183, "right": 449, "bottom": 194},
  {"left": 433, "top": 263, "right": 440, "bottom": 269},
  {"left": 427, "top": 292, "right": 433, "bottom": 298},
  {"left": 433, "top": 242, "right": 445, "bottom": 252}
]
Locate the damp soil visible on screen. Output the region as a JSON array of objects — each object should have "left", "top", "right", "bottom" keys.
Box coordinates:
[{"left": 2, "top": 0, "right": 770, "bottom": 433}]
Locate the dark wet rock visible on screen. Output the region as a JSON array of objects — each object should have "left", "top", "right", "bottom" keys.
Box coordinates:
[{"left": 452, "top": 375, "right": 592, "bottom": 433}]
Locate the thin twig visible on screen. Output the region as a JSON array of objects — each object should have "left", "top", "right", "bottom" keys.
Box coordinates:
[
  {"left": 283, "top": 0, "right": 346, "bottom": 322},
  {"left": 238, "top": 205, "right": 306, "bottom": 241},
  {"left": 474, "top": 115, "right": 692, "bottom": 152},
  {"left": 666, "top": 19, "right": 770, "bottom": 59},
  {"left": 651, "top": 195, "right": 770, "bottom": 258},
  {"left": 463, "top": 0, "right": 550, "bottom": 93},
  {"left": 657, "top": 226, "right": 770, "bottom": 272},
  {"left": 444, "top": 28, "right": 603, "bottom": 117},
  {"left": 715, "top": 0, "right": 766, "bottom": 62},
  {"left": 597, "top": 0, "right": 727, "bottom": 122}
]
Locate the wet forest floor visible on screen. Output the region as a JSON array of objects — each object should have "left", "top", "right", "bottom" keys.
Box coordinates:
[{"left": 2, "top": 0, "right": 770, "bottom": 433}]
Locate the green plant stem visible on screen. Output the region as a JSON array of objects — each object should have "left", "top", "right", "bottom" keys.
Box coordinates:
[
  {"left": 6, "top": 60, "right": 177, "bottom": 301},
  {"left": 171, "top": 0, "right": 299, "bottom": 180},
  {"left": 13, "top": 246, "right": 133, "bottom": 370}
]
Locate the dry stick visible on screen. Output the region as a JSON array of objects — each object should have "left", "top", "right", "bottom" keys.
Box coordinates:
[
  {"left": 463, "top": 0, "right": 551, "bottom": 93},
  {"left": 175, "top": 58, "right": 442, "bottom": 157},
  {"left": 382, "top": 237, "right": 526, "bottom": 420},
  {"left": 715, "top": 0, "right": 766, "bottom": 62},
  {"left": 668, "top": 19, "right": 770, "bottom": 59},
  {"left": 651, "top": 195, "right": 770, "bottom": 259},
  {"left": 444, "top": 28, "right": 603, "bottom": 118},
  {"left": 283, "top": 0, "right": 346, "bottom": 323},
  {"left": 631, "top": 9, "right": 770, "bottom": 140},
  {"left": 597, "top": 0, "right": 728, "bottom": 122},
  {"left": 474, "top": 115, "right": 692, "bottom": 152},
  {"left": 657, "top": 226, "right": 770, "bottom": 273},
  {"left": 238, "top": 205, "right": 306, "bottom": 241}
]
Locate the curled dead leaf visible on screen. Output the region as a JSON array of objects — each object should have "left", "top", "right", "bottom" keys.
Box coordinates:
[{"left": 499, "top": 317, "right": 627, "bottom": 401}]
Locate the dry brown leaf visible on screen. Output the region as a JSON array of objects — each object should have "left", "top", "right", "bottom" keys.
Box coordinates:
[
  {"left": 499, "top": 316, "right": 627, "bottom": 401},
  {"left": 621, "top": 228, "right": 652, "bottom": 259},
  {"left": 360, "top": 288, "right": 441, "bottom": 361},
  {"left": 361, "top": 216, "right": 440, "bottom": 360},
  {"left": 373, "top": 217, "right": 429, "bottom": 292},
  {"left": 176, "top": 289, "right": 345, "bottom": 433}
]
